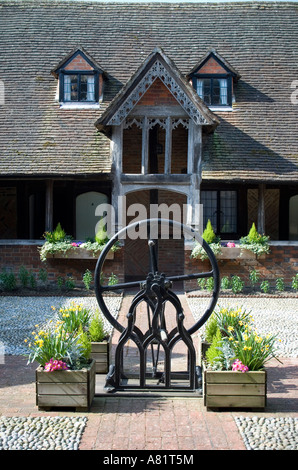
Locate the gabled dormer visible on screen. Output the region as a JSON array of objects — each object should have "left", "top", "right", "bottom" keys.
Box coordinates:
[
  {"left": 51, "top": 47, "right": 106, "bottom": 107},
  {"left": 188, "top": 49, "right": 241, "bottom": 110}
]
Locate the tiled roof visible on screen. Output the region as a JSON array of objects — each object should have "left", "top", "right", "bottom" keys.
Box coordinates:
[{"left": 0, "top": 1, "right": 297, "bottom": 181}]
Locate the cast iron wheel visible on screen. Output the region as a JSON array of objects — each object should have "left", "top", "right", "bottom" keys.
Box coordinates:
[{"left": 94, "top": 218, "right": 220, "bottom": 336}]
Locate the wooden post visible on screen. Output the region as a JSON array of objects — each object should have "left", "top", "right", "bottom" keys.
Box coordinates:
[
  {"left": 258, "top": 183, "right": 266, "bottom": 234},
  {"left": 141, "top": 116, "right": 149, "bottom": 174},
  {"left": 164, "top": 116, "right": 172, "bottom": 174},
  {"left": 45, "top": 179, "right": 53, "bottom": 232}
]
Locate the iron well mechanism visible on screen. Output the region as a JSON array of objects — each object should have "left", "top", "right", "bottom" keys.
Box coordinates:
[{"left": 94, "top": 219, "right": 220, "bottom": 395}]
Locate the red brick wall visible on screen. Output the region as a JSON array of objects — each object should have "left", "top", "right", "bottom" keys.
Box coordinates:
[
  {"left": 184, "top": 244, "right": 298, "bottom": 291},
  {"left": 65, "top": 54, "right": 94, "bottom": 71},
  {"left": 1, "top": 243, "right": 296, "bottom": 292},
  {"left": 197, "top": 57, "right": 227, "bottom": 74},
  {"left": 0, "top": 244, "right": 124, "bottom": 288},
  {"left": 137, "top": 78, "right": 177, "bottom": 106}
]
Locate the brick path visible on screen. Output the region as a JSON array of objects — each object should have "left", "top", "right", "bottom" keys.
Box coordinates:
[{"left": 0, "top": 294, "right": 297, "bottom": 451}]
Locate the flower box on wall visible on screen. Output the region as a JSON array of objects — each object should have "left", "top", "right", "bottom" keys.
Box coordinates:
[
  {"left": 203, "top": 364, "right": 267, "bottom": 409},
  {"left": 217, "top": 247, "right": 261, "bottom": 260},
  {"left": 90, "top": 340, "right": 109, "bottom": 374},
  {"left": 46, "top": 249, "right": 114, "bottom": 260},
  {"left": 35, "top": 359, "right": 96, "bottom": 411}
]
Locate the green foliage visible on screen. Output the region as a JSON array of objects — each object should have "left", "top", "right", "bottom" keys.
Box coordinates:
[
  {"left": 57, "top": 276, "right": 64, "bottom": 290},
  {"left": 57, "top": 302, "right": 92, "bottom": 334},
  {"left": 231, "top": 275, "right": 244, "bottom": 294},
  {"left": 29, "top": 272, "right": 36, "bottom": 289},
  {"left": 260, "top": 280, "right": 270, "bottom": 293},
  {"left": 292, "top": 274, "right": 298, "bottom": 291},
  {"left": 204, "top": 314, "right": 219, "bottom": 344},
  {"left": 275, "top": 277, "right": 285, "bottom": 292},
  {"left": 88, "top": 312, "right": 107, "bottom": 342},
  {"left": 202, "top": 219, "right": 217, "bottom": 244},
  {"left": 38, "top": 268, "right": 48, "bottom": 284},
  {"left": 95, "top": 219, "right": 109, "bottom": 245},
  {"left": 205, "top": 328, "right": 224, "bottom": 370},
  {"left": 190, "top": 220, "right": 222, "bottom": 261},
  {"left": 83, "top": 269, "right": 93, "bottom": 290},
  {"left": 108, "top": 273, "right": 119, "bottom": 286},
  {"left": 18, "top": 265, "right": 30, "bottom": 288},
  {"left": 203, "top": 306, "right": 280, "bottom": 372},
  {"left": 247, "top": 222, "right": 259, "bottom": 242},
  {"left": 76, "top": 326, "right": 91, "bottom": 361},
  {"left": 44, "top": 222, "right": 67, "bottom": 243},
  {"left": 240, "top": 223, "right": 270, "bottom": 257},
  {"left": 0, "top": 269, "right": 17, "bottom": 291},
  {"left": 230, "top": 330, "right": 279, "bottom": 371},
  {"left": 64, "top": 276, "right": 75, "bottom": 290},
  {"left": 249, "top": 268, "right": 260, "bottom": 288},
  {"left": 26, "top": 325, "right": 80, "bottom": 368},
  {"left": 191, "top": 240, "right": 222, "bottom": 261},
  {"left": 205, "top": 277, "right": 214, "bottom": 291},
  {"left": 214, "top": 306, "right": 253, "bottom": 339},
  {"left": 221, "top": 276, "right": 231, "bottom": 290},
  {"left": 197, "top": 278, "right": 206, "bottom": 289}
]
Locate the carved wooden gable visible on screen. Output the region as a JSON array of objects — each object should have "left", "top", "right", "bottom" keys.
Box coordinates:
[{"left": 96, "top": 48, "right": 218, "bottom": 132}]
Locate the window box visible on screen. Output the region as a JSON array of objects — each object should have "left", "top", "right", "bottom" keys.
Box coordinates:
[
  {"left": 217, "top": 247, "right": 263, "bottom": 260},
  {"left": 45, "top": 248, "right": 114, "bottom": 260}
]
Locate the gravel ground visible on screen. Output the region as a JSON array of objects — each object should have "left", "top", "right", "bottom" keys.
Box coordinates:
[
  {"left": 0, "top": 295, "right": 122, "bottom": 356},
  {"left": 0, "top": 416, "right": 87, "bottom": 450},
  {"left": 234, "top": 416, "right": 298, "bottom": 450},
  {"left": 187, "top": 295, "right": 298, "bottom": 358}
]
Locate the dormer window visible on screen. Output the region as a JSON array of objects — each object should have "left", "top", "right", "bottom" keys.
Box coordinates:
[
  {"left": 196, "top": 77, "right": 229, "bottom": 106},
  {"left": 51, "top": 48, "right": 105, "bottom": 107},
  {"left": 63, "top": 73, "right": 96, "bottom": 102},
  {"left": 189, "top": 49, "right": 240, "bottom": 110}
]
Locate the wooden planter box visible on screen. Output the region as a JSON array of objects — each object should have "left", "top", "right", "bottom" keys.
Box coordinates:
[
  {"left": 197, "top": 338, "right": 210, "bottom": 365},
  {"left": 90, "top": 340, "right": 109, "bottom": 374},
  {"left": 203, "top": 364, "right": 267, "bottom": 409},
  {"left": 36, "top": 359, "right": 96, "bottom": 411},
  {"left": 217, "top": 247, "right": 259, "bottom": 260},
  {"left": 47, "top": 249, "right": 114, "bottom": 260},
  {"left": 217, "top": 247, "right": 266, "bottom": 260}
]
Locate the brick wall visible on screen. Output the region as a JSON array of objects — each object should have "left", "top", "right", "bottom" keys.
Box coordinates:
[
  {"left": 137, "top": 78, "right": 177, "bottom": 106},
  {"left": 198, "top": 57, "right": 227, "bottom": 74},
  {"left": 65, "top": 54, "right": 94, "bottom": 71},
  {"left": 184, "top": 244, "right": 298, "bottom": 291},
  {"left": 1, "top": 242, "right": 296, "bottom": 292},
  {"left": 0, "top": 243, "right": 124, "bottom": 289}
]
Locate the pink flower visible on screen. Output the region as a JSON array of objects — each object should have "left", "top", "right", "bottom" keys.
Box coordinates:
[
  {"left": 44, "top": 358, "right": 69, "bottom": 372},
  {"left": 232, "top": 359, "right": 249, "bottom": 373},
  {"left": 227, "top": 242, "right": 236, "bottom": 248}
]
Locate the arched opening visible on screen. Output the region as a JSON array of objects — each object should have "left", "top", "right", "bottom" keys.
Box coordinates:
[
  {"left": 76, "top": 191, "right": 108, "bottom": 240},
  {"left": 123, "top": 189, "right": 187, "bottom": 283}
]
